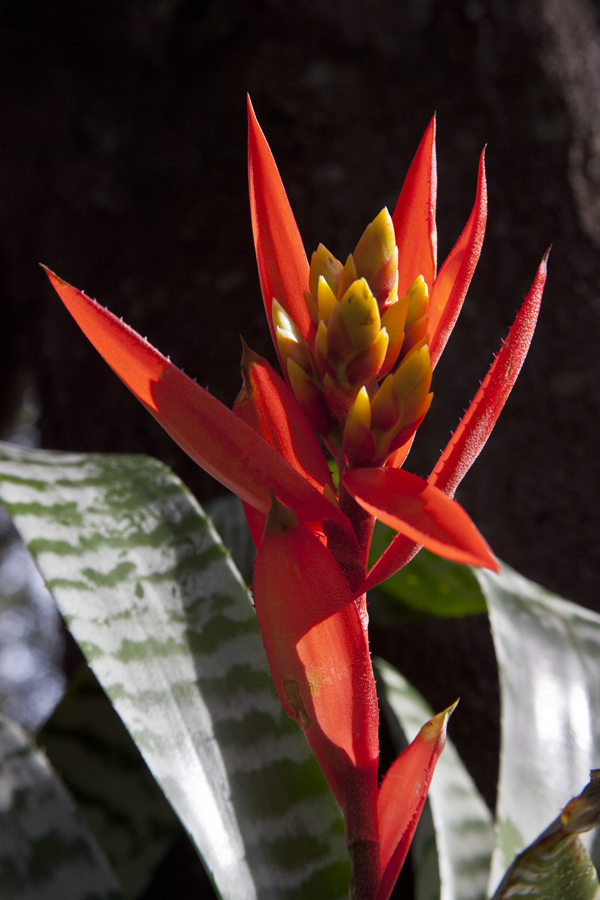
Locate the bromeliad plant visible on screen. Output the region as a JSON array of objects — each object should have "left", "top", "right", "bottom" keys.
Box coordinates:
[{"left": 41, "top": 98, "right": 548, "bottom": 900}]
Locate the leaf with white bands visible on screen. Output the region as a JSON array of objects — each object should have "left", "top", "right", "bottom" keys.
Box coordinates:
[
  {"left": 0, "top": 442, "right": 349, "bottom": 900},
  {"left": 476, "top": 565, "right": 600, "bottom": 896},
  {"left": 0, "top": 713, "right": 123, "bottom": 900},
  {"left": 38, "top": 665, "right": 180, "bottom": 900},
  {"left": 375, "top": 658, "right": 494, "bottom": 900}
]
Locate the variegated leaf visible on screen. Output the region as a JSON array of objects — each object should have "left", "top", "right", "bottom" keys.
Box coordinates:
[
  {"left": 0, "top": 712, "right": 123, "bottom": 900},
  {"left": 376, "top": 658, "right": 494, "bottom": 900},
  {"left": 0, "top": 441, "right": 349, "bottom": 900},
  {"left": 38, "top": 665, "right": 180, "bottom": 899},
  {"left": 491, "top": 772, "right": 600, "bottom": 899},
  {"left": 476, "top": 565, "right": 600, "bottom": 895}
]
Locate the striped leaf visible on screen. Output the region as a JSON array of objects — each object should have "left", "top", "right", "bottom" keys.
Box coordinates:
[
  {"left": 375, "top": 658, "right": 494, "bottom": 900},
  {"left": 476, "top": 565, "right": 600, "bottom": 896},
  {"left": 490, "top": 773, "right": 600, "bottom": 899},
  {"left": 0, "top": 441, "right": 349, "bottom": 900},
  {"left": 0, "top": 712, "right": 123, "bottom": 900},
  {"left": 205, "top": 495, "right": 256, "bottom": 586},
  {"left": 38, "top": 665, "right": 180, "bottom": 899}
]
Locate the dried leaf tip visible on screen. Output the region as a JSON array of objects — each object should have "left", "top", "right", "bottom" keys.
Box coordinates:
[
  {"left": 265, "top": 493, "right": 298, "bottom": 535},
  {"left": 419, "top": 698, "right": 458, "bottom": 744}
]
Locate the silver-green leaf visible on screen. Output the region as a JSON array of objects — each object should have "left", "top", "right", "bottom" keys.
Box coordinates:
[
  {"left": 476, "top": 565, "right": 600, "bottom": 895},
  {"left": 0, "top": 442, "right": 349, "bottom": 900},
  {"left": 0, "top": 712, "right": 123, "bottom": 900},
  {"left": 38, "top": 665, "right": 180, "bottom": 899}
]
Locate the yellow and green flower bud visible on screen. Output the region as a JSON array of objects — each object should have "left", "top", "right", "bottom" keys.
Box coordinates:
[
  {"left": 337, "top": 254, "right": 359, "bottom": 301},
  {"left": 380, "top": 293, "right": 409, "bottom": 376},
  {"left": 344, "top": 329, "right": 389, "bottom": 387},
  {"left": 283, "top": 208, "right": 434, "bottom": 467},
  {"left": 287, "top": 358, "right": 334, "bottom": 437},
  {"left": 338, "top": 279, "right": 381, "bottom": 351},
  {"left": 369, "top": 249, "right": 399, "bottom": 309},
  {"left": 353, "top": 209, "right": 396, "bottom": 282},
  {"left": 405, "top": 275, "right": 429, "bottom": 326},
  {"left": 273, "top": 300, "right": 313, "bottom": 373},
  {"left": 343, "top": 387, "right": 376, "bottom": 466},
  {"left": 314, "top": 320, "right": 331, "bottom": 379},
  {"left": 391, "top": 341, "right": 432, "bottom": 422},
  {"left": 370, "top": 373, "right": 402, "bottom": 434},
  {"left": 309, "top": 244, "right": 343, "bottom": 298},
  {"left": 317, "top": 276, "right": 338, "bottom": 324}
]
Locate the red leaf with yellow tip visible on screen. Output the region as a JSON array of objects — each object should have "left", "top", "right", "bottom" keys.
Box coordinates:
[
  {"left": 233, "top": 344, "right": 336, "bottom": 545},
  {"left": 343, "top": 467, "right": 498, "bottom": 571},
  {"left": 44, "top": 267, "right": 345, "bottom": 528},
  {"left": 247, "top": 96, "right": 312, "bottom": 347},
  {"left": 375, "top": 704, "right": 454, "bottom": 900},
  {"left": 431, "top": 251, "right": 548, "bottom": 498},
  {"left": 392, "top": 117, "right": 437, "bottom": 296},
  {"left": 429, "top": 150, "right": 487, "bottom": 368},
  {"left": 253, "top": 499, "right": 379, "bottom": 839}
]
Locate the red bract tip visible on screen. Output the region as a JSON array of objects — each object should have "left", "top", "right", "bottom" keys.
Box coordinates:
[
  {"left": 247, "top": 96, "right": 312, "bottom": 350},
  {"left": 392, "top": 116, "right": 437, "bottom": 297}
]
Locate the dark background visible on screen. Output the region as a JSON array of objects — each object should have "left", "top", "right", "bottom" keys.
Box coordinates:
[{"left": 1, "top": 0, "right": 600, "bottom": 896}]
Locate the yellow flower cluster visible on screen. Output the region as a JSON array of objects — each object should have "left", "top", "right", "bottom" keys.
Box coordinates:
[{"left": 273, "top": 209, "right": 433, "bottom": 466}]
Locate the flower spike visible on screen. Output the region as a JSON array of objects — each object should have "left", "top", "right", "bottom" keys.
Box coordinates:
[{"left": 45, "top": 102, "right": 549, "bottom": 900}]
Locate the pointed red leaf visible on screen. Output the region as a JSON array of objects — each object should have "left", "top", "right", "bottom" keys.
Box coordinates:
[
  {"left": 375, "top": 706, "right": 453, "bottom": 900},
  {"left": 430, "top": 251, "right": 548, "bottom": 499},
  {"left": 234, "top": 345, "right": 333, "bottom": 546},
  {"left": 247, "top": 97, "right": 312, "bottom": 347},
  {"left": 233, "top": 344, "right": 334, "bottom": 496},
  {"left": 343, "top": 467, "right": 498, "bottom": 570},
  {"left": 253, "top": 500, "right": 379, "bottom": 831},
  {"left": 429, "top": 150, "right": 487, "bottom": 368},
  {"left": 45, "top": 267, "right": 346, "bottom": 527},
  {"left": 392, "top": 117, "right": 437, "bottom": 296},
  {"left": 356, "top": 534, "right": 420, "bottom": 598}
]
